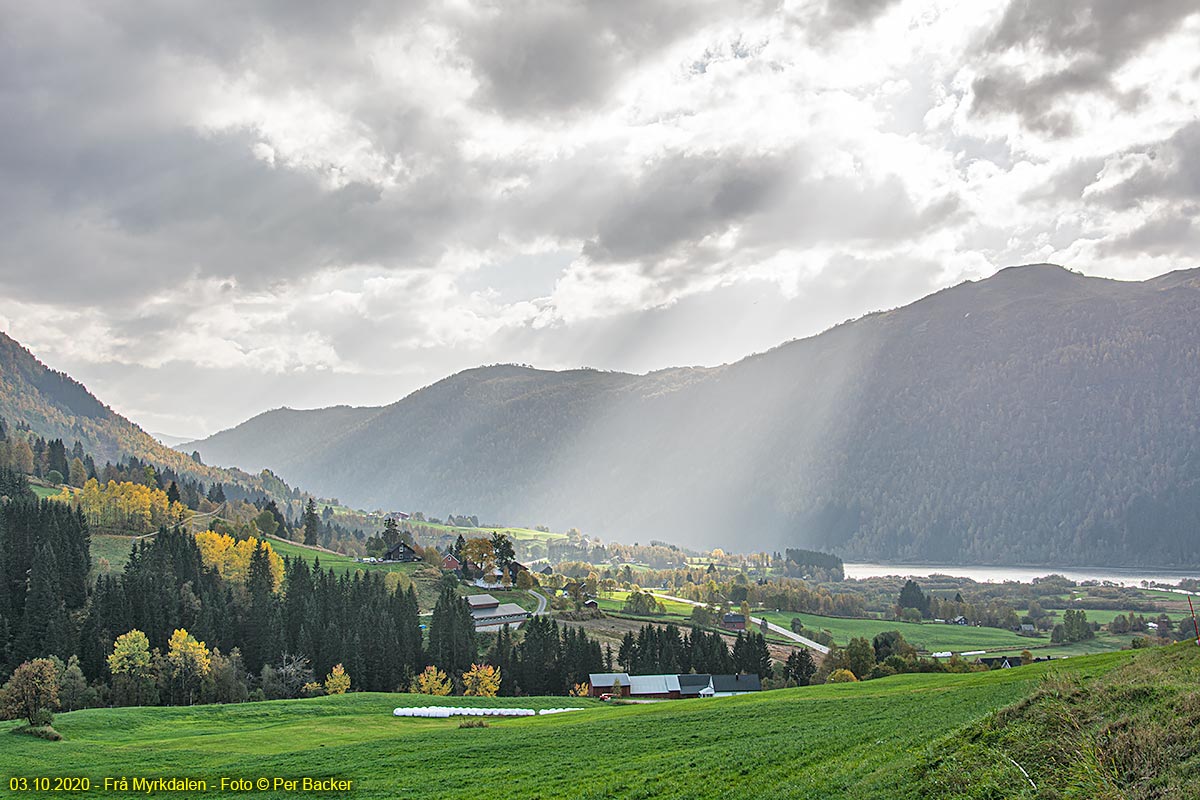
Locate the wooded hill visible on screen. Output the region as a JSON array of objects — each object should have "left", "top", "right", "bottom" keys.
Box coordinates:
[
  {"left": 0, "top": 331, "right": 297, "bottom": 505},
  {"left": 186, "top": 265, "right": 1200, "bottom": 567}
]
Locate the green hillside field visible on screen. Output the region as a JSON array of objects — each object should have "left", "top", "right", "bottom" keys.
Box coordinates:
[
  {"left": 7, "top": 647, "right": 1189, "bottom": 800},
  {"left": 758, "top": 611, "right": 1037, "bottom": 653}
]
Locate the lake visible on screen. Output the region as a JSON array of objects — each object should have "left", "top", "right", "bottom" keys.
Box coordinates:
[{"left": 844, "top": 562, "right": 1199, "bottom": 586}]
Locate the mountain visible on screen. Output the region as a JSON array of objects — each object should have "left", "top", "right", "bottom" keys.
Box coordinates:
[
  {"left": 192, "top": 264, "right": 1200, "bottom": 566},
  {"left": 0, "top": 330, "right": 278, "bottom": 496}
]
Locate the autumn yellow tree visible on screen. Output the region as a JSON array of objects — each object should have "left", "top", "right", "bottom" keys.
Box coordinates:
[
  {"left": 460, "top": 537, "right": 495, "bottom": 571},
  {"left": 69, "top": 479, "right": 190, "bottom": 533},
  {"left": 412, "top": 666, "right": 453, "bottom": 696},
  {"left": 462, "top": 664, "right": 500, "bottom": 697},
  {"left": 166, "top": 628, "right": 212, "bottom": 706},
  {"left": 568, "top": 682, "right": 591, "bottom": 698},
  {"left": 194, "top": 531, "right": 284, "bottom": 591},
  {"left": 325, "top": 664, "right": 351, "bottom": 695},
  {"left": 108, "top": 630, "right": 158, "bottom": 706},
  {"left": 827, "top": 668, "right": 859, "bottom": 683}
]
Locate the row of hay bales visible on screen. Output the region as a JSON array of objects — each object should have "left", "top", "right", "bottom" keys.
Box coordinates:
[{"left": 392, "top": 706, "right": 584, "bottom": 718}]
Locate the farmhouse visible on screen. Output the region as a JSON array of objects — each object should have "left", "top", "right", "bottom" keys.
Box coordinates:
[
  {"left": 721, "top": 613, "right": 747, "bottom": 631},
  {"left": 442, "top": 552, "right": 462, "bottom": 572},
  {"left": 538, "top": 565, "right": 553, "bottom": 576},
  {"left": 466, "top": 594, "right": 531, "bottom": 632},
  {"left": 588, "top": 673, "right": 632, "bottom": 698},
  {"left": 382, "top": 541, "right": 421, "bottom": 563}
]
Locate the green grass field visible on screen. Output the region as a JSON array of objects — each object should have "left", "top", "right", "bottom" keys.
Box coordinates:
[
  {"left": 414, "top": 521, "right": 566, "bottom": 542},
  {"left": 1, "top": 652, "right": 1142, "bottom": 800},
  {"left": 89, "top": 534, "right": 140, "bottom": 573},
  {"left": 30, "top": 483, "right": 63, "bottom": 499},
  {"left": 757, "top": 611, "right": 1034, "bottom": 653}
]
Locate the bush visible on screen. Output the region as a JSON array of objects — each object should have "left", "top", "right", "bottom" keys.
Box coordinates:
[
  {"left": 30, "top": 708, "right": 54, "bottom": 727},
  {"left": 828, "top": 669, "right": 859, "bottom": 683},
  {"left": 12, "top": 725, "right": 62, "bottom": 741},
  {"left": 45, "top": 470, "right": 64, "bottom": 485},
  {"left": 458, "top": 719, "right": 488, "bottom": 729}
]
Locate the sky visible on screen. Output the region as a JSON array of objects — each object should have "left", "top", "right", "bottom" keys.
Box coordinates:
[{"left": 1, "top": 0, "right": 1198, "bottom": 439}]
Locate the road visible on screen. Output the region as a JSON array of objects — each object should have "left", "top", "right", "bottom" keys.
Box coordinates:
[
  {"left": 529, "top": 590, "right": 549, "bottom": 615},
  {"left": 649, "top": 591, "right": 831, "bottom": 655}
]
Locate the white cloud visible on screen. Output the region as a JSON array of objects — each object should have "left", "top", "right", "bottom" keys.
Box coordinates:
[{"left": 2, "top": 0, "right": 1199, "bottom": 435}]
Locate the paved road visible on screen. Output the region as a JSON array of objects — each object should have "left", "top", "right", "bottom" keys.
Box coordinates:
[
  {"left": 649, "top": 591, "right": 831, "bottom": 655},
  {"left": 529, "top": 590, "right": 549, "bottom": 615}
]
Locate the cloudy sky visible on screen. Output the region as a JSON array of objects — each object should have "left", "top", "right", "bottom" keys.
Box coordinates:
[{"left": 2, "top": 1, "right": 1198, "bottom": 439}]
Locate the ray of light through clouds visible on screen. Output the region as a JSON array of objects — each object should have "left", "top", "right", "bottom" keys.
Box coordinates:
[{"left": 1, "top": 0, "right": 1198, "bottom": 437}]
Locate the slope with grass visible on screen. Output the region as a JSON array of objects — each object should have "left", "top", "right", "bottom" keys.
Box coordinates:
[
  {"left": 757, "top": 611, "right": 1033, "bottom": 653},
  {"left": 916, "top": 643, "right": 1200, "bottom": 798},
  {"left": 6, "top": 649, "right": 1178, "bottom": 799}
]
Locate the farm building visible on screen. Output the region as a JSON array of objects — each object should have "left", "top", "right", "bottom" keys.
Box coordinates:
[
  {"left": 588, "top": 673, "right": 632, "bottom": 698},
  {"left": 678, "top": 674, "right": 716, "bottom": 698},
  {"left": 710, "top": 674, "right": 761, "bottom": 696},
  {"left": 466, "top": 594, "right": 531, "bottom": 632},
  {"left": 442, "top": 552, "right": 462, "bottom": 572},
  {"left": 382, "top": 541, "right": 421, "bottom": 563},
  {"left": 721, "top": 613, "right": 747, "bottom": 631},
  {"left": 589, "top": 673, "right": 760, "bottom": 700},
  {"left": 629, "top": 675, "right": 681, "bottom": 700},
  {"left": 538, "top": 565, "right": 553, "bottom": 576}
]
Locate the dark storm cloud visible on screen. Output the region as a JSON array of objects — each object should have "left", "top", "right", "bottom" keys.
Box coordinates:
[
  {"left": 1095, "top": 121, "right": 1200, "bottom": 209},
  {"left": 1099, "top": 205, "right": 1199, "bottom": 257},
  {"left": 582, "top": 152, "right": 791, "bottom": 265},
  {"left": 971, "top": 0, "right": 1199, "bottom": 134},
  {"left": 0, "top": 2, "right": 488, "bottom": 305},
  {"left": 797, "top": 0, "right": 904, "bottom": 35},
  {"left": 455, "top": 0, "right": 775, "bottom": 117}
]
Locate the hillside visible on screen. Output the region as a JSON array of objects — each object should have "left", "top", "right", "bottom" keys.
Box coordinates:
[
  {"left": 186, "top": 265, "right": 1200, "bottom": 566},
  {"left": 6, "top": 647, "right": 1195, "bottom": 799},
  {"left": 0, "top": 331, "right": 283, "bottom": 500}
]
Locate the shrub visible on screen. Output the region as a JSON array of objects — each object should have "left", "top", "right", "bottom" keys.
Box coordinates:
[
  {"left": 45, "top": 470, "right": 64, "bottom": 485},
  {"left": 458, "top": 719, "right": 488, "bottom": 729},
  {"left": 12, "top": 725, "right": 62, "bottom": 741},
  {"left": 30, "top": 708, "right": 54, "bottom": 727},
  {"left": 828, "top": 669, "right": 859, "bottom": 683}
]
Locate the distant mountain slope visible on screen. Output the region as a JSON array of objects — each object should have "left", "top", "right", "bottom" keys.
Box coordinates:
[
  {"left": 0, "top": 331, "right": 274, "bottom": 494},
  {"left": 179, "top": 405, "right": 380, "bottom": 474},
  {"left": 186, "top": 264, "right": 1200, "bottom": 566}
]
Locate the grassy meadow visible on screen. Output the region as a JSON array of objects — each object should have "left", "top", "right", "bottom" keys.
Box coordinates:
[
  {"left": 2, "top": 651, "right": 1152, "bottom": 800},
  {"left": 756, "top": 611, "right": 1034, "bottom": 653}
]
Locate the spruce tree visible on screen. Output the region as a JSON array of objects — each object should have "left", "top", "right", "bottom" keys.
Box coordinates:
[{"left": 303, "top": 499, "right": 320, "bottom": 546}]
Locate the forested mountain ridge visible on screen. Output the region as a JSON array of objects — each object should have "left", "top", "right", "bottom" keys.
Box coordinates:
[
  {"left": 167, "top": 265, "right": 1200, "bottom": 565},
  {"left": 0, "top": 331, "right": 287, "bottom": 500}
]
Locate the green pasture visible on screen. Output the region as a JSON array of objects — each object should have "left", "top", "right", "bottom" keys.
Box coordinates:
[{"left": 1, "top": 653, "right": 1138, "bottom": 800}]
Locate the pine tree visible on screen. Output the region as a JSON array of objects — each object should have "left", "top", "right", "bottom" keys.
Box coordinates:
[
  {"left": 303, "top": 499, "right": 320, "bottom": 546},
  {"left": 16, "top": 543, "right": 69, "bottom": 661}
]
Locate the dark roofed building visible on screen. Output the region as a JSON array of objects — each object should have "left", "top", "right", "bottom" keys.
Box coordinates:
[
  {"left": 678, "top": 674, "right": 715, "bottom": 698},
  {"left": 383, "top": 541, "right": 421, "bottom": 563},
  {"left": 721, "top": 613, "right": 747, "bottom": 631},
  {"left": 466, "top": 593, "right": 530, "bottom": 631},
  {"left": 710, "top": 674, "right": 761, "bottom": 695}
]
